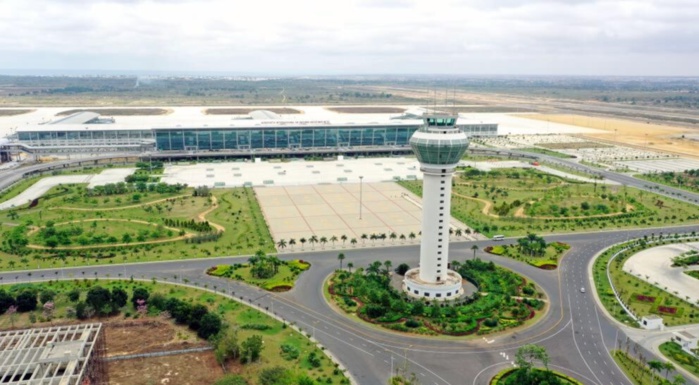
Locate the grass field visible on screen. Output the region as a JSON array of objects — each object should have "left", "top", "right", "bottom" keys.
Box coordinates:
[
  {"left": 0, "top": 183, "right": 274, "bottom": 270},
  {"left": 612, "top": 350, "right": 678, "bottom": 385},
  {"left": 398, "top": 168, "right": 699, "bottom": 237},
  {"left": 325, "top": 106, "right": 406, "bottom": 113},
  {"left": 636, "top": 172, "right": 699, "bottom": 194},
  {"left": 208, "top": 259, "right": 310, "bottom": 291},
  {"left": 685, "top": 271, "right": 699, "bottom": 280},
  {"left": 0, "top": 166, "right": 110, "bottom": 204},
  {"left": 0, "top": 279, "right": 347, "bottom": 385},
  {"left": 519, "top": 147, "right": 575, "bottom": 159},
  {"left": 592, "top": 237, "right": 699, "bottom": 327},
  {"left": 485, "top": 242, "right": 569, "bottom": 269}
]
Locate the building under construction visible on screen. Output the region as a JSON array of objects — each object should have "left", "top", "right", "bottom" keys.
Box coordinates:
[{"left": 0, "top": 323, "right": 107, "bottom": 385}]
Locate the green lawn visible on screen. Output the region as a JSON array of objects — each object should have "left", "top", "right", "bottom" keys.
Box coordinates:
[
  {"left": 659, "top": 341, "right": 699, "bottom": 378},
  {"left": 399, "top": 168, "right": 699, "bottom": 237},
  {"left": 612, "top": 350, "right": 678, "bottom": 385},
  {"left": 0, "top": 279, "right": 348, "bottom": 385},
  {"left": 636, "top": 172, "right": 699, "bottom": 194},
  {"left": 685, "top": 271, "right": 699, "bottom": 281},
  {"left": 208, "top": 259, "right": 310, "bottom": 291},
  {"left": 0, "top": 184, "right": 274, "bottom": 270},
  {"left": 592, "top": 236, "right": 699, "bottom": 327},
  {"left": 485, "top": 242, "right": 569, "bottom": 269}
]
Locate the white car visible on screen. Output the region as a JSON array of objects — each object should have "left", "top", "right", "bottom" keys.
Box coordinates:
[{"left": 580, "top": 287, "right": 586, "bottom": 293}]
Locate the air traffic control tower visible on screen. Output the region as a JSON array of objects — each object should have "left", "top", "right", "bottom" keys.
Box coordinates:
[{"left": 403, "top": 113, "right": 469, "bottom": 301}]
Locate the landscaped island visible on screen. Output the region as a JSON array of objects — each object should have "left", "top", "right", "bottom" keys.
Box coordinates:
[
  {"left": 208, "top": 250, "right": 310, "bottom": 291},
  {"left": 399, "top": 167, "right": 699, "bottom": 237},
  {"left": 485, "top": 233, "right": 570, "bottom": 269},
  {"left": 328, "top": 258, "right": 545, "bottom": 336}
]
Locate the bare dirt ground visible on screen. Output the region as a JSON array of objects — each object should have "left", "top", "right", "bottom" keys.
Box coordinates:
[
  {"left": 0, "top": 109, "right": 34, "bottom": 116},
  {"left": 106, "top": 319, "right": 220, "bottom": 385},
  {"left": 204, "top": 107, "right": 301, "bottom": 115},
  {"left": 325, "top": 106, "right": 406, "bottom": 113},
  {"left": 108, "top": 351, "right": 224, "bottom": 385},
  {"left": 520, "top": 114, "right": 699, "bottom": 160},
  {"left": 105, "top": 319, "right": 207, "bottom": 357},
  {"left": 55, "top": 108, "right": 172, "bottom": 116}
]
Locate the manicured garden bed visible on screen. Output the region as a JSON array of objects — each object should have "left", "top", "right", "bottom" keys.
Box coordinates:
[
  {"left": 327, "top": 258, "right": 545, "bottom": 336},
  {"left": 484, "top": 234, "right": 569, "bottom": 269},
  {"left": 490, "top": 368, "right": 582, "bottom": 385},
  {"left": 208, "top": 253, "right": 310, "bottom": 291},
  {"left": 659, "top": 341, "right": 699, "bottom": 377}
]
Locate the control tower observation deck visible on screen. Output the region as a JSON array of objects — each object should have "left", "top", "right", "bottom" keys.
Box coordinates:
[{"left": 403, "top": 113, "right": 469, "bottom": 301}]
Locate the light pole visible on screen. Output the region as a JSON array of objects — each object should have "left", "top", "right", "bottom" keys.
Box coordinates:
[{"left": 359, "top": 176, "right": 364, "bottom": 220}]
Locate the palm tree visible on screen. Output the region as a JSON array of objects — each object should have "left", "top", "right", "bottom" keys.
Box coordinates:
[
  {"left": 663, "top": 361, "right": 675, "bottom": 380},
  {"left": 367, "top": 261, "right": 382, "bottom": 276},
  {"left": 673, "top": 374, "right": 687, "bottom": 385},
  {"left": 361, "top": 234, "right": 368, "bottom": 244},
  {"left": 320, "top": 236, "right": 328, "bottom": 248},
  {"left": 471, "top": 244, "right": 479, "bottom": 260},
  {"left": 289, "top": 238, "right": 296, "bottom": 249},
  {"left": 337, "top": 253, "right": 345, "bottom": 269},
  {"left": 350, "top": 238, "right": 357, "bottom": 247},
  {"left": 408, "top": 232, "right": 416, "bottom": 242},
  {"left": 389, "top": 232, "right": 397, "bottom": 243},
  {"left": 341, "top": 234, "right": 348, "bottom": 245},
  {"left": 648, "top": 360, "right": 663, "bottom": 382},
  {"left": 455, "top": 228, "right": 463, "bottom": 237},
  {"left": 309, "top": 235, "right": 318, "bottom": 249},
  {"left": 370, "top": 234, "right": 377, "bottom": 246},
  {"left": 330, "top": 235, "right": 338, "bottom": 246},
  {"left": 347, "top": 262, "right": 354, "bottom": 273},
  {"left": 299, "top": 237, "right": 307, "bottom": 249},
  {"left": 383, "top": 260, "right": 392, "bottom": 277},
  {"left": 399, "top": 234, "right": 406, "bottom": 243},
  {"left": 276, "top": 239, "right": 287, "bottom": 250}
]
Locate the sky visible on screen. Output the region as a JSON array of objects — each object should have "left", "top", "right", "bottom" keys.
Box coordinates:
[{"left": 0, "top": 0, "right": 697, "bottom": 76}]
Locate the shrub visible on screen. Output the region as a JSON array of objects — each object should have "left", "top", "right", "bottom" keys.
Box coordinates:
[
  {"left": 405, "top": 319, "right": 421, "bottom": 328},
  {"left": 395, "top": 263, "right": 410, "bottom": 276}
]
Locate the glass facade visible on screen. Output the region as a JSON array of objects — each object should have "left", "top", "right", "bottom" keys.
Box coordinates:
[{"left": 153, "top": 125, "right": 417, "bottom": 151}]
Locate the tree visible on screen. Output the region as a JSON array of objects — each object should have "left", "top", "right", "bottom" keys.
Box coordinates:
[
  {"left": 215, "top": 328, "right": 240, "bottom": 370},
  {"left": 383, "top": 260, "right": 393, "bottom": 277},
  {"left": 350, "top": 238, "right": 357, "bottom": 247},
  {"left": 648, "top": 360, "right": 664, "bottom": 381},
  {"left": 309, "top": 235, "right": 318, "bottom": 249},
  {"left": 131, "top": 287, "right": 150, "bottom": 308},
  {"left": 241, "top": 335, "right": 264, "bottom": 363},
  {"left": 347, "top": 262, "right": 354, "bottom": 273},
  {"left": 673, "top": 374, "right": 687, "bottom": 385},
  {"left": 67, "top": 289, "right": 81, "bottom": 302},
  {"left": 408, "top": 232, "right": 416, "bottom": 241},
  {"left": 330, "top": 235, "right": 338, "bottom": 246},
  {"left": 515, "top": 344, "right": 550, "bottom": 373},
  {"left": 39, "top": 290, "right": 56, "bottom": 304},
  {"left": 663, "top": 361, "right": 675, "bottom": 380},
  {"left": 395, "top": 263, "right": 410, "bottom": 276},
  {"left": 111, "top": 287, "right": 128, "bottom": 309},
  {"left": 320, "top": 236, "right": 328, "bottom": 248},
  {"left": 276, "top": 239, "right": 287, "bottom": 250},
  {"left": 198, "top": 312, "right": 222, "bottom": 339},
  {"left": 288, "top": 238, "right": 296, "bottom": 249},
  {"left": 86, "top": 286, "right": 112, "bottom": 316},
  {"left": 471, "top": 244, "right": 479, "bottom": 260},
  {"left": 299, "top": 238, "right": 307, "bottom": 249},
  {"left": 16, "top": 290, "right": 37, "bottom": 312},
  {"left": 337, "top": 253, "right": 346, "bottom": 269},
  {"left": 0, "top": 290, "right": 15, "bottom": 313},
  {"left": 341, "top": 234, "right": 348, "bottom": 245},
  {"left": 258, "top": 366, "right": 291, "bottom": 385}
]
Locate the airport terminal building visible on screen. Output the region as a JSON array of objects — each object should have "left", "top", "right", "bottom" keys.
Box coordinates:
[{"left": 9, "top": 110, "right": 498, "bottom": 156}]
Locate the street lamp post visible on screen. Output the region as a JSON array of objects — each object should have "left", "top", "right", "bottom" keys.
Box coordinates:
[{"left": 359, "top": 176, "right": 364, "bottom": 220}]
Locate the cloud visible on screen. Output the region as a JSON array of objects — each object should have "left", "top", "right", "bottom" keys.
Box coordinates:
[{"left": 0, "top": 0, "right": 697, "bottom": 75}]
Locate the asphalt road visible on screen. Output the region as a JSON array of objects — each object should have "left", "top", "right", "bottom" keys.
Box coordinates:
[{"left": 3, "top": 226, "right": 698, "bottom": 385}]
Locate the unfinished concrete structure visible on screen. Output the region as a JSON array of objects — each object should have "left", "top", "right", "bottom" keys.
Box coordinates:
[{"left": 0, "top": 323, "right": 107, "bottom": 385}]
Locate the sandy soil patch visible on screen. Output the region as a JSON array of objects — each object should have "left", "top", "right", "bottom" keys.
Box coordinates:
[{"left": 519, "top": 114, "right": 699, "bottom": 159}]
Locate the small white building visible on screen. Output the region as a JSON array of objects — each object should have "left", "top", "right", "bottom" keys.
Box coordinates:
[
  {"left": 640, "top": 314, "right": 664, "bottom": 330},
  {"left": 672, "top": 331, "right": 698, "bottom": 354}
]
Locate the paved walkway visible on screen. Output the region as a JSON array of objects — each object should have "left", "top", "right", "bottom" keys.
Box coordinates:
[{"left": 623, "top": 242, "right": 699, "bottom": 304}]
